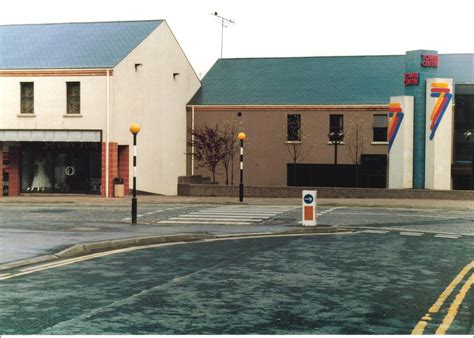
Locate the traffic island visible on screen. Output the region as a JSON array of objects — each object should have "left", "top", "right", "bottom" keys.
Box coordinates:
[{"left": 0, "top": 227, "right": 350, "bottom": 273}]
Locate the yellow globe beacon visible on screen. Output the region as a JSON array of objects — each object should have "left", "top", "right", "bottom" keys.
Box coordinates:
[
  {"left": 129, "top": 123, "right": 141, "bottom": 135},
  {"left": 238, "top": 132, "right": 246, "bottom": 141}
]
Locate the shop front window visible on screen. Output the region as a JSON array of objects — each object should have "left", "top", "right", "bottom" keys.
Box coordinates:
[{"left": 21, "top": 142, "right": 101, "bottom": 194}]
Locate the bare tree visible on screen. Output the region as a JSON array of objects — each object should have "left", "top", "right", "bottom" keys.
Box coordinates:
[
  {"left": 188, "top": 125, "right": 225, "bottom": 184},
  {"left": 345, "top": 117, "right": 367, "bottom": 187},
  {"left": 220, "top": 120, "right": 240, "bottom": 185}
]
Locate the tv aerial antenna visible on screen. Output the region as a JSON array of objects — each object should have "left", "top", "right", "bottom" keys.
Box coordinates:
[{"left": 211, "top": 12, "right": 234, "bottom": 58}]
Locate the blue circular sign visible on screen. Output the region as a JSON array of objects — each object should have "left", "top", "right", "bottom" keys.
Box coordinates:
[{"left": 304, "top": 194, "right": 314, "bottom": 204}]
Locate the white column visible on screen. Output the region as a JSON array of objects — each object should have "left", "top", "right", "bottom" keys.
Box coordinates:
[
  {"left": 425, "top": 78, "right": 453, "bottom": 190},
  {"left": 388, "top": 96, "right": 414, "bottom": 189}
]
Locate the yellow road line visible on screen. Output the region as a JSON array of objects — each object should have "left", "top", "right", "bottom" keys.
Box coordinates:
[
  {"left": 435, "top": 273, "right": 474, "bottom": 335},
  {"left": 412, "top": 261, "right": 474, "bottom": 335},
  {"left": 429, "top": 261, "right": 474, "bottom": 313}
]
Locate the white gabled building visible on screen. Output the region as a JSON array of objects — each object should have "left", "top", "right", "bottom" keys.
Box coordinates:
[{"left": 0, "top": 20, "right": 201, "bottom": 197}]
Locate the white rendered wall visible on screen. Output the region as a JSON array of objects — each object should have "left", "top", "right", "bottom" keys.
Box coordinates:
[
  {"left": 112, "top": 22, "right": 201, "bottom": 195},
  {"left": 388, "top": 96, "right": 414, "bottom": 189},
  {"left": 425, "top": 78, "right": 453, "bottom": 190},
  {"left": 0, "top": 75, "right": 108, "bottom": 131}
]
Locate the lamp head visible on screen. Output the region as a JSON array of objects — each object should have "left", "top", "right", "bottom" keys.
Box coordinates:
[
  {"left": 238, "top": 132, "right": 246, "bottom": 141},
  {"left": 129, "top": 123, "right": 141, "bottom": 135}
]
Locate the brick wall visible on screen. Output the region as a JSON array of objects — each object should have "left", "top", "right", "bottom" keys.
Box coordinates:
[
  {"left": 8, "top": 147, "right": 20, "bottom": 197},
  {"left": 101, "top": 142, "right": 118, "bottom": 197},
  {"left": 178, "top": 183, "right": 474, "bottom": 200},
  {"left": 118, "top": 145, "right": 130, "bottom": 195}
]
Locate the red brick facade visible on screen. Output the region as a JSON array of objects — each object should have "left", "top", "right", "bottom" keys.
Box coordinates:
[
  {"left": 101, "top": 142, "right": 129, "bottom": 197},
  {"left": 101, "top": 142, "right": 117, "bottom": 197},
  {"left": 118, "top": 146, "right": 130, "bottom": 196},
  {"left": 8, "top": 147, "right": 20, "bottom": 197}
]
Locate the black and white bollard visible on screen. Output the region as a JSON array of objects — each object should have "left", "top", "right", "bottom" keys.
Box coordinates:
[
  {"left": 129, "top": 123, "right": 141, "bottom": 224},
  {"left": 238, "top": 132, "right": 246, "bottom": 202}
]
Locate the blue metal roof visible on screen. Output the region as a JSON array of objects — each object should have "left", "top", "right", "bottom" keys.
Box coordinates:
[
  {"left": 189, "top": 55, "right": 407, "bottom": 105},
  {"left": 189, "top": 54, "right": 474, "bottom": 106},
  {"left": 0, "top": 20, "right": 163, "bottom": 69}
]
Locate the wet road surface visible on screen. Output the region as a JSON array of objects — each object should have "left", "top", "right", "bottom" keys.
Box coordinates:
[{"left": 1, "top": 232, "right": 473, "bottom": 334}]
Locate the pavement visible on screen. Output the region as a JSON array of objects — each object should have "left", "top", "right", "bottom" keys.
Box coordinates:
[{"left": 1, "top": 194, "right": 473, "bottom": 272}]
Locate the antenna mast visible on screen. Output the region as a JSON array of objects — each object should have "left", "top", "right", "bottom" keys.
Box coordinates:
[{"left": 211, "top": 12, "right": 234, "bottom": 58}]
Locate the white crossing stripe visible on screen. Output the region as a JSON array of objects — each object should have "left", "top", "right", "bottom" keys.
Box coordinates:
[
  {"left": 180, "top": 213, "right": 267, "bottom": 218},
  {"left": 434, "top": 234, "right": 461, "bottom": 239},
  {"left": 157, "top": 220, "right": 252, "bottom": 225},
  {"left": 122, "top": 206, "right": 187, "bottom": 221},
  {"left": 400, "top": 232, "right": 424, "bottom": 237},
  {"left": 157, "top": 205, "right": 297, "bottom": 225},
  {"left": 361, "top": 230, "right": 389, "bottom": 234}
]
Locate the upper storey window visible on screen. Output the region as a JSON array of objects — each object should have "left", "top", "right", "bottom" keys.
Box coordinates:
[
  {"left": 20, "top": 82, "right": 34, "bottom": 114},
  {"left": 67, "top": 82, "right": 80, "bottom": 114}
]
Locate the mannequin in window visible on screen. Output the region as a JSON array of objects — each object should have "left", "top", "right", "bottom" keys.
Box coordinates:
[{"left": 30, "top": 159, "right": 52, "bottom": 192}]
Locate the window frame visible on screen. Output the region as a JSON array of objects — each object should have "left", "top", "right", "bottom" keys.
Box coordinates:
[
  {"left": 373, "top": 113, "right": 388, "bottom": 142},
  {"left": 329, "top": 114, "right": 343, "bottom": 134},
  {"left": 20, "top": 82, "right": 34, "bottom": 115},
  {"left": 287, "top": 114, "right": 302, "bottom": 142},
  {"left": 66, "top": 82, "right": 81, "bottom": 115}
]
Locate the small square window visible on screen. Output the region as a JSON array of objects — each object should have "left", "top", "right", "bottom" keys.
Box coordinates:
[
  {"left": 329, "top": 114, "right": 343, "bottom": 133},
  {"left": 373, "top": 114, "right": 388, "bottom": 142}
]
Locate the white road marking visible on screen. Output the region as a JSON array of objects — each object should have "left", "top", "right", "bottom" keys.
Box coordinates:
[
  {"left": 167, "top": 217, "right": 263, "bottom": 222},
  {"left": 318, "top": 207, "right": 344, "bottom": 215},
  {"left": 434, "top": 234, "right": 461, "bottom": 239},
  {"left": 361, "top": 230, "right": 389, "bottom": 234},
  {"left": 400, "top": 232, "right": 424, "bottom": 237},
  {"left": 122, "top": 206, "right": 188, "bottom": 221},
  {"left": 156, "top": 220, "right": 252, "bottom": 225},
  {"left": 157, "top": 205, "right": 298, "bottom": 225}
]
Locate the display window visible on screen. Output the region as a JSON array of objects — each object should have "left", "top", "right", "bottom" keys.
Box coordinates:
[{"left": 21, "top": 142, "right": 101, "bottom": 194}]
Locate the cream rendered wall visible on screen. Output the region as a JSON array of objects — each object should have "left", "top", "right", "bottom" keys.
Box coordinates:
[
  {"left": 425, "top": 78, "right": 453, "bottom": 190},
  {"left": 112, "top": 22, "right": 201, "bottom": 195},
  {"left": 388, "top": 96, "right": 414, "bottom": 189},
  {"left": 0, "top": 75, "right": 108, "bottom": 131}
]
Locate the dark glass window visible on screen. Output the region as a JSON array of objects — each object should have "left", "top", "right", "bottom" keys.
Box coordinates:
[
  {"left": 20, "top": 82, "right": 34, "bottom": 114},
  {"left": 329, "top": 114, "right": 343, "bottom": 133},
  {"left": 454, "top": 95, "right": 474, "bottom": 162},
  {"left": 373, "top": 114, "right": 388, "bottom": 142},
  {"left": 67, "top": 82, "right": 81, "bottom": 114},
  {"left": 287, "top": 114, "right": 301, "bottom": 141}
]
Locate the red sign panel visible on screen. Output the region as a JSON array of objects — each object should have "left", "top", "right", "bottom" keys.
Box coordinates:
[
  {"left": 404, "top": 72, "right": 419, "bottom": 86},
  {"left": 422, "top": 54, "right": 439, "bottom": 67}
]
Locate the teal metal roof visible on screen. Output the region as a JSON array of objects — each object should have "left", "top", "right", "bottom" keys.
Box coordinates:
[
  {"left": 0, "top": 20, "right": 162, "bottom": 69},
  {"left": 189, "top": 55, "right": 406, "bottom": 105},
  {"left": 189, "top": 54, "right": 474, "bottom": 106}
]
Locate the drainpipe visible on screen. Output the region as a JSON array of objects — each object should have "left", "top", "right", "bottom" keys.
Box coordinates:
[
  {"left": 191, "top": 105, "right": 195, "bottom": 176},
  {"left": 106, "top": 69, "right": 110, "bottom": 198}
]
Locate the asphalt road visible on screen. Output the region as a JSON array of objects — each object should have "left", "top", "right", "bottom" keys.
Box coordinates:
[
  {"left": 1, "top": 203, "right": 474, "bottom": 263},
  {"left": 1, "top": 233, "right": 473, "bottom": 334}
]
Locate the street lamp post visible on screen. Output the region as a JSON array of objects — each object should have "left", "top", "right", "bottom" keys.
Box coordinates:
[
  {"left": 130, "top": 123, "right": 141, "bottom": 224},
  {"left": 328, "top": 131, "right": 344, "bottom": 165},
  {"left": 238, "top": 132, "right": 246, "bottom": 202}
]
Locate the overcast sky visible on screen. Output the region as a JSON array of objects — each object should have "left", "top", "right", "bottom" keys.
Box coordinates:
[{"left": 2, "top": 0, "right": 473, "bottom": 78}]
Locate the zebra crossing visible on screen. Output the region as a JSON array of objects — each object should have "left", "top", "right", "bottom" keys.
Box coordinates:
[{"left": 155, "top": 205, "right": 298, "bottom": 225}]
